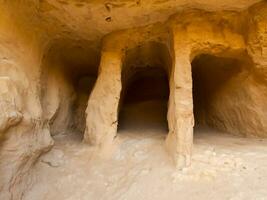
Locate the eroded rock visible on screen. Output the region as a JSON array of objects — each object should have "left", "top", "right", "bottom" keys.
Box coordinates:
[{"left": 0, "top": 0, "right": 266, "bottom": 199}]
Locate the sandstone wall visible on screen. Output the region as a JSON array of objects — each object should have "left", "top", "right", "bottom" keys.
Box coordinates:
[{"left": 0, "top": 3, "right": 54, "bottom": 199}]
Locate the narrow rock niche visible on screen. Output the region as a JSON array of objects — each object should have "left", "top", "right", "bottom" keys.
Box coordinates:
[
  {"left": 118, "top": 42, "right": 171, "bottom": 134},
  {"left": 41, "top": 40, "right": 99, "bottom": 141},
  {"left": 191, "top": 53, "right": 253, "bottom": 136}
]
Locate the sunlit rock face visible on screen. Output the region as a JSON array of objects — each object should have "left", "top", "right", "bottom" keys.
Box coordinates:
[{"left": 0, "top": 0, "right": 266, "bottom": 199}]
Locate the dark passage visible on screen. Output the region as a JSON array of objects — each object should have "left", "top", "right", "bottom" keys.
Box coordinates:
[
  {"left": 118, "top": 42, "right": 171, "bottom": 133},
  {"left": 118, "top": 68, "right": 169, "bottom": 132}
]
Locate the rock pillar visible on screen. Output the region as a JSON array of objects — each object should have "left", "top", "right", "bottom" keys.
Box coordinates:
[
  {"left": 84, "top": 50, "right": 123, "bottom": 147},
  {"left": 166, "top": 33, "right": 194, "bottom": 168}
]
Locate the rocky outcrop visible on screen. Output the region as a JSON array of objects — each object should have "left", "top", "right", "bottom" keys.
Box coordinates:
[{"left": 0, "top": 4, "right": 54, "bottom": 199}]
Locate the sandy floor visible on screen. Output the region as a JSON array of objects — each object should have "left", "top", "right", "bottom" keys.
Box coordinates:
[{"left": 24, "top": 101, "right": 267, "bottom": 200}]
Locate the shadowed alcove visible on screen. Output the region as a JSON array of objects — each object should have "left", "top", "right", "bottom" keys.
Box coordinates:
[
  {"left": 191, "top": 53, "right": 253, "bottom": 137},
  {"left": 118, "top": 42, "right": 171, "bottom": 134},
  {"left": 41, "top": 39, "right": 100, "bottom": 140}
]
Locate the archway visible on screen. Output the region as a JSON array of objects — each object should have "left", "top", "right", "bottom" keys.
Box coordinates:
[{"left": 118, "top": 42, "right": 171, "bottom": 135}]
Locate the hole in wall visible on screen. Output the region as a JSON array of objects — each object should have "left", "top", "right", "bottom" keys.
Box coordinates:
[
  {"left": 105, "top": 16, "right": 112, "bottom": 22},
  {"left": 118, "top": 42, "right": 171, "bottom": 135}
]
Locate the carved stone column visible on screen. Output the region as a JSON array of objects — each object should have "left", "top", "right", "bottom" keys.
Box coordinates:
[
  {"left": 84, "top": 50, "right": 123, "bottom": 147},
  {"left": 166, "top": 31, "right": 194, "bottom": 168}
]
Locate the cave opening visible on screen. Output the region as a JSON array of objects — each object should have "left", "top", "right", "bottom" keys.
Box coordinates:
[
  {"left": 191, "top": 53, "right": 249, "bottom": 137},
  {"left": 41, "top": 40, "right": 99, "bottom": 141},
  {"left": 118, "top": 42, "right": 171, "bottom": 135}
]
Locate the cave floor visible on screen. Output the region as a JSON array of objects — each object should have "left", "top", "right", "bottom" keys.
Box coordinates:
[{"left": 24, "top": 126, "right": 267, "bottom": 200}]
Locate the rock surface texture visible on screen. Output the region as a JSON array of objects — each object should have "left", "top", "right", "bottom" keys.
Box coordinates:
[{"left": 0, "top": 0, "right": 266, "bottom": 199}]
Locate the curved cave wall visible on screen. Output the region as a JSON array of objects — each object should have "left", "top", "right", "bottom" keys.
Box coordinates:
[
  {"left": 191, "top": 53, "right": 266, "bottom": 136},
  {"left": 118, "top": 42, "right": 171, "bottom": 133},
  {"left": 192, "top": 54, "right": 243, "bottom": 129},
  {"left": 40, "top": 40, "right": 99, "bottom": 138}
]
